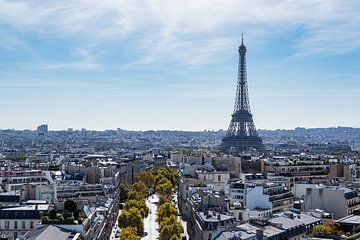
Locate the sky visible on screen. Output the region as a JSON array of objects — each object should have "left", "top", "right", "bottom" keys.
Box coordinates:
[{"left": 0, "top": 0, "right": 359, "bottom": 131}]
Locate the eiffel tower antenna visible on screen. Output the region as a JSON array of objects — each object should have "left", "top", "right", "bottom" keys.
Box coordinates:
[{"left": 221, "top": 35, "right": 264, "bottom": 153}]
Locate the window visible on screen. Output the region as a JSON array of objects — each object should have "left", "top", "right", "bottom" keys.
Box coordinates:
[
  {"left": 22, "top": 221, "right": 26, "bottom": 229},
  {"left": 218, "top": 175, "right": 221, "bottom": 181},
  {"left": 5, "top": 221, "right": 9, "bottom": 229},
  {"left": 30, "top": 221, "right": 34, "bottom": 229},
  {"left": 14, "top": 221, "right": 18, "bottom": 229}
]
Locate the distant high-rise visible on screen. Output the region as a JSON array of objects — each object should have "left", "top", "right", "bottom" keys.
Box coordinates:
[
  {"left": 37, "top": 124, "right": 48, "bottom": 136},
  {"left": 221, "top": 35, "right": 264, "bottom": 153}
]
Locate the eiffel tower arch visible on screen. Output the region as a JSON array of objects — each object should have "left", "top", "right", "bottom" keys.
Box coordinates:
[{"left": 221, "top": 35, "right": 264, "bottom": 153}]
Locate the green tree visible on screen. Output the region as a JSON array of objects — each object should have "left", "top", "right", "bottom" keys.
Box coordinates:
[
  {"left": 64, "top": 199, "right": 77, "bottom": 213},
  {"left": 155, "top": 179, "right": 173, "bottom": 197},
  {"left": 313, "top": 225, "right": 333, "bottom": 236},
  {"left": 325, "top": 221, "right": 343, "bottom": 235},
  {"left": 131, "top": 181, "right": 149, "bottom": 198},
  {"left": 49, "top": 209, "right": 57, "bottom": 220},
  {"left": 353, "top": 226, "right": 360, "bottom": 233},
  {"left": 159, "top": 216, "right": 183, "bottom": 240},
  {"left": 120, "top": 227, "right": 140, "bottom": 240},
  {"left": 118, "top": 208, "right": 144, "bottom": 235},
  {"left": 124, "top": 199, "right": 149, "bottom": 218},
  {"left": 154, "top": 167, "right": 179, "bottom": 188},
  {"left": 135, "top": 172, "right": 154, "bottom": 189},
  {"left": 128, "top": 190, "right": 144, "bottom": 201},
  {"left": 118, "top": 183, "right": 129, "bottom": 203},
  {"left": 157, "top": 202, "right": 178, "bottom": 224}
]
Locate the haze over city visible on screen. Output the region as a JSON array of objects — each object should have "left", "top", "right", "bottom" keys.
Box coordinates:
[{"left": 0, "top": 0, "right": 359, "bottom": 130}]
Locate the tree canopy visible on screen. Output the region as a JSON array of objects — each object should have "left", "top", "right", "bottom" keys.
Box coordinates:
[
  {"left": 120, "top": 227, "right": 140, "bottom": 240},
  {"left": 118, "top": 208, "right": 144, "bottom": 235}
]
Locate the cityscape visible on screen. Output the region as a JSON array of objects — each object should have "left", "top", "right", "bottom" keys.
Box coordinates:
[{"left": 1, "top": 1, "right": 360, "bottom": 240}]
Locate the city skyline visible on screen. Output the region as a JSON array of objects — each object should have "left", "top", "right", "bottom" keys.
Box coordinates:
[{"left": 0, "top": 0, "right": 359, "bottom": 130}]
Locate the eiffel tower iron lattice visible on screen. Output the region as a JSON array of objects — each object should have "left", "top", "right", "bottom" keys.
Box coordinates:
[{"left": 221, "top": 35, "right": 264, "bottom": 153}]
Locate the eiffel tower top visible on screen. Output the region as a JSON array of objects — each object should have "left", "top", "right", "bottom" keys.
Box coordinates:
[{"left": 239, "top": 33, "right": 246, "bottom": 53}]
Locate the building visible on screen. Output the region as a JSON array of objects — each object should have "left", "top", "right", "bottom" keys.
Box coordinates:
[
  {"left": 194, "top": 210, "right": 236, "bottom": 240},
  {"left": 21, "top": 225, "right": 81, "bottom": 240},
  {"left": 237, "top": 211, "right": 322, "bottom": 240},
  {"left": 304, "top": 186, "right": 360, "bottom": 219},
  {"left": 0, "top": 203, "right": 49, "bottom": 240},
  {"left": 226, "top": 180, "right": 294, "bottom": 214},
  {"left": 0, "top": 170, "right": 57, "bottom": 203},
  {"left": 246, "top": 182, "right": 294, "bottom": 213},
  {"left": 36, "top": 124, "right": 48, "bottom": 137}
]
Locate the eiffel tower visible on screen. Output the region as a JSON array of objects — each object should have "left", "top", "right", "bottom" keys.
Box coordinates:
[{"left": 221, "top": 35, "right": 264, "bottom": 153}]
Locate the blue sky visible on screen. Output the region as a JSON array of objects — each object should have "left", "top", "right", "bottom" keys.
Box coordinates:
[{"left": 0, "top": 0, "right": 359, "bottom": 130}]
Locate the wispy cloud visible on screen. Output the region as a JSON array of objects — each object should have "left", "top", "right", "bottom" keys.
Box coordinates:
[{"left": 0, "top": 0, "right": 359, "bottom": 67}]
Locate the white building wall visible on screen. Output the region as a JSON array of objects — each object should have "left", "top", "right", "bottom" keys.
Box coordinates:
[
  {"left": 304, "top": 188, "right": 347, "bottom": 219},
  {"left": 246, "top": 186, "right": 272, "bottom": 210}
]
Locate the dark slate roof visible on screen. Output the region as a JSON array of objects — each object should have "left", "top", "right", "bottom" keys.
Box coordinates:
[{"left": 345, "top": 191, "right": 358, "bottom": 200}]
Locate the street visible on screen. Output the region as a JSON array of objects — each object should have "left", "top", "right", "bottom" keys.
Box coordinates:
[
  {"left": 142, "top": 194, "right": 160, "bottom": 240},
  {"left": 109, "top": 209, "right": 121, "bottom": 240}
]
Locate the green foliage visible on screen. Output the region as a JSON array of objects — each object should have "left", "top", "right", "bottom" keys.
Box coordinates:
[
  {"left": 62, "top": 211, "right": 72, "bottom": 219},
  {"left": 313, "top": 221, "right": 343, "bottom": 236},
  {"left": 118, "top": 183, "right": 129, "bottom": 203},
  {"left": 124, "top": 199, "right": 149, "bottom": 218},
  {"left": 157, "top": 202, "right": 178, "bottom": 224},
  {"left": 154, "top": 167, "right": 178, "bottom": 188},
  {"left": 154, "top": 167, "right": 183, "bottom": 240},
  {"left": 135, "top": 172, "right": 155, "bottom": 189},
  {"left": 159, "top": 219, "right": 183, "bottom": 240},
  {"left": 49, "top": 209, "right": 57, "bottom": 220},
  {"left": 155, "top": 179, "right": 173, "bottom": 198},
  {"left": 353, "top": 225, "right": 360, "bottom": 233},
  {"left": 41, "top": 216, "right": 49, "bottom": 222},
  {"left": 64, "top": 199, "right": 77, "bottom": 213},
  {"left": 118, "top": 208, "right": 144, "bottom": 235},
  {"left": 120, "top": 227, "right": 140, "bottom": 240},
  {"left": 131, "top": 181, "right": 149, "bottom": 198},
  {"left": 346, "top": 232, "right": 360, "bottom": 240},
  {"left": 128, "top": 190, "right": 144, "bottom": 201}
]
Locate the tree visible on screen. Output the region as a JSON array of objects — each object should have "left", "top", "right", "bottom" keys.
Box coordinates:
[
  {"left": 131, "top": 181, "right": 149, "bottom": 198},
  {"left": 135, "top": 172, "right": 154, "bottom": 189},
  {"left": 155, "top": 180, "right": 173, "bottom": 198},
  {"left": 41, "top": 216, "right": 49, "bottom": 222},
  {"left": 325, "top": 221, "right": 343, "bottom": 235},
  {"left": 157, "top": 202, "right": 178, "bottom": 224},
  {"left": 118, "top": 183, "right": 129, "bottom": 203},
  {"left": 154, "top": 167, "right": 178, "bottom": 187},
  {"left": 118, "top": 208, "right": 144, "bottom": 235},
  {"left": 120, "top": 227, "right": 140, "bottom": 240},
  {"left": 64, "top": 199, "right": 77, "bottom": 213},
  {"left": 313, "top": 225, "right": 333, "bottom": 236},
  {"left": 49, "top": 209, "right": 57, "bottom": 220},
  {"left": 313, "top": 221, "right": 343, "bottom": 236},
  {"left": 159, "top": 216, "right": 183, "bottom": 240},
  {"left": 124, "top": 199, "right": 149, "bottom": 218},
  {"left": 128, "top": 190, "right": 144, "bottom": 201},
  {"left": 354, "top": 225, "right": 360, "bottom": 233}
]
